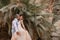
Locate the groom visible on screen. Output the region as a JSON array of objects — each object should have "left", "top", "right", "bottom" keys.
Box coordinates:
[
  {"left": 12, "top": 13, "right": 20, "bottom": 36},
  {"left": 11, "top": 13, "right": 32, "bottom": 40}
]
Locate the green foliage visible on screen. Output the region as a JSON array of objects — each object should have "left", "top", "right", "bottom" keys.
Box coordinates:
[
  {"left": 22, "top": 0, "right": 30, "bottom": 5},
  {"left": 0, "top": 0, "right": 10, "bottom": 8},
  {"left": 21, "top": 0, "right": 41, "bottom": 15}
]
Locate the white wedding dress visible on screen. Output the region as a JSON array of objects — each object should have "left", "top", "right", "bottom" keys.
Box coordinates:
[{"left": 11, "top": 21, "right": 32, "bottom": 40}]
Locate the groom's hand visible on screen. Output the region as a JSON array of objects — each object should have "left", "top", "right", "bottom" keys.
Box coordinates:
[{"left": 16, "top": 32, "right": 20, "bottom": 35}]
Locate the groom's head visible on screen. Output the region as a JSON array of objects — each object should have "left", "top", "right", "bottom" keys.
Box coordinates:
[
  {"left": 16, "top": 14, "right": 20, "bottom": 20},
  {"left": 16, "top": 12, "right": 23, "bottom": 20}
]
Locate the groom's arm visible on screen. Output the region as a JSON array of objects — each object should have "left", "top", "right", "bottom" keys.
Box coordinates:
[
  {"left": 13, "top": 21, "right": 20, "bottom": 35},
  {"left": 13, "top": 21, "right": 18, "bottom": 32}
]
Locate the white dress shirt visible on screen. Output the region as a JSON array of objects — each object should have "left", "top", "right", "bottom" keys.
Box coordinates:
[{"left": 12, "top": 18, "right": 19, "bottom": 35}]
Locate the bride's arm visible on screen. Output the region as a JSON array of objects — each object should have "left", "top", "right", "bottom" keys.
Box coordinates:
[{"left": 20, "top": 20, "right": 26, "bottom": 29}]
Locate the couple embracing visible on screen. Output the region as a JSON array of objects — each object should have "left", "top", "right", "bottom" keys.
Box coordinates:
[{"left": 11, "top": 12, "right": 32, "bottom": 40}]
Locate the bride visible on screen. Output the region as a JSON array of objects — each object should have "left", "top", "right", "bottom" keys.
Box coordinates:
[{"left": 11, "top": 14, "right": 32, "bottom": 40}]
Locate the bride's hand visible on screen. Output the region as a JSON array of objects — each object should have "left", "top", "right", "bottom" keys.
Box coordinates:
[{"left": 20, "top": 20, "right": 23, "bottom": 23}]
